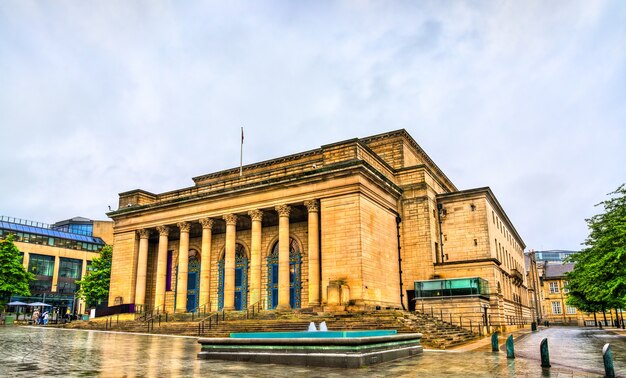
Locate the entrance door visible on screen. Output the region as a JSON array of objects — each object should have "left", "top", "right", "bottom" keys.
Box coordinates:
[
  {"left": 267, "top": 238, "right": 301, "bottom": 309},
  {"left": 218, "top": 244, "right": 248, "bottom": 311},
  {"left": 186, "top": 256, "right": 200, "bottom": 312}
]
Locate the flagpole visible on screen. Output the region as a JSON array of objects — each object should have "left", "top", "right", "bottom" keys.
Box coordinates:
[{"left": 240, "top": 127, "right": 243, "bottom": 177}]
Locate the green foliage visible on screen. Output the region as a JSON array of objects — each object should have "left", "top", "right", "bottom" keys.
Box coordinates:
[
  {"left": 566, "top": 184, "right": 626, "bottom": 310},
  {"left": 75, "top": 245, "right": 112, "bottom": 307},
  {"left": 0, "top": 234, "right": 35, "bottom": 305}
]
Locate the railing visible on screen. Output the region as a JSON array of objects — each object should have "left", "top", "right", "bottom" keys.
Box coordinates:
[
  {"left": 102, "top": 314, "right": 120, "bottom": 330},
  {"left": 135, "top": 304, "right": 167, "bottom": 322},
  {"left": 188, "top": 302, "right": 213, "bottom": 320},
  {"left": 198, "top": 311, "right": 225, "bottom": 336},
  {"left": 417, "top": 303, "right": 487, "bottom": 336},
  {"left": 246, "top": 299, "right": 264, "bottom": 319}
]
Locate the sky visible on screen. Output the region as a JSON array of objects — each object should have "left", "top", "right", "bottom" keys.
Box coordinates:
[{"left": 1, "top": 1, "right": 624, "bottom": 251}]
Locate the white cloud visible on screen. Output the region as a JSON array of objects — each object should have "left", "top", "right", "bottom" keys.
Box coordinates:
[{"left": 0, "top": 1, "right": 624, "bottom": 250}]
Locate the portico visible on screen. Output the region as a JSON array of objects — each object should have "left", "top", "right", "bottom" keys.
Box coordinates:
[{"left": 120, "top": 202, "right": 319, "bottom": 313}]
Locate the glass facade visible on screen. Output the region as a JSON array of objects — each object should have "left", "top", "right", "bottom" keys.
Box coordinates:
[
  {"left": 53, "top": 223, "right": 93, "bottom": 236},
  {"left": 535, "top": 250, "right": 576, "bottom": 262},
  {"left": 59, "top": 258, "right": 83, "bottom": 279},
  {"left": 28, "top": 254, "right": 55, "bottom": 276},
  {"left": 0, "top": 228, "right": 103, "bottom": 252},
  {"left": 414, "top": 277, "right": 489, "bottom": 298}
]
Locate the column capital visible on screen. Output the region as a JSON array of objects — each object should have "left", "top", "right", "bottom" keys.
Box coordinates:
[
  {"left": 199, "top": 218, "right": 214, "bottom": 230},
  {"left": 223, "top": 214, "right": 238, "bottom": 226},
  {"left": 275, "top": 204, "right": 291, "bottom": 217},
  {"left": 304, "top": 200, "right": 319, "bottom": 213},
  {"left": 137, "top": 229, "right": 151, "bottom": 239},
  {"left": 177, "top": 221, "right": 191, "bottom": 233},
  {"left": 156, "top": 225, "right": 170, "bottom": 236},
  {"left": 248, "top": 209, "right": 264, "bottom": 222}
]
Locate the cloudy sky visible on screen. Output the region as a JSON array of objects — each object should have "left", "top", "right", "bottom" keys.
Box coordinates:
[{"left": 1, "top": 1, "right": 624, "bottom": 251}]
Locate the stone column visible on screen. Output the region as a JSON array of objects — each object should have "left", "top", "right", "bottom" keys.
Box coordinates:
[
  {"left": 223, "top": 214, "right": 238, "bottom": 311},
  {"left": 275, "top": 204, "right": 291, "bottom": 310},
  {"left": 77, "top": 259, "right": 87, "bottom": 315},
  {"left": 135, "top": 229, "right": 150, "bottom": 306},
  {"left": 305, "top": 200, "right": 320, "bottom": 307},
  {"left": 22, "top": 251, "right": 30, "bottom": 271},
  {"left": 248, "top": 210, "right": 263, "bottom": 306},
  {"left": 154, "top": 226, "right": 170, "bottom": 311},
  {"left": 175, "top": 222, "right": 190, "bottom": 312},
  {"left": 199, "top": 218, "right": 214, "bottom": 310},
  {"left": 51, "top": 255, "right": 60, "bottom": 292}
]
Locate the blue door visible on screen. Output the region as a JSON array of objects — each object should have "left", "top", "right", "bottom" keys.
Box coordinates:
[
  {"left": 267, "top": 238, "right": 301, "bottom": 309},
  {"left": 186, "top": 256, "right": 200, "bottom": 312},
  {"left": 267, "top": 263, "right": 279, "bottom": 309},
  {"left": 218, "top": 244, "right": 248, "bottom": 311}
]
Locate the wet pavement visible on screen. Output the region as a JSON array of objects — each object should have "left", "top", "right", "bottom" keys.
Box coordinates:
[
  {"left": 0, "top": 326, "right": 619, "bottom": 377},
  {"left": 513, "top": 326, "right": 626, "bottom": 377}
]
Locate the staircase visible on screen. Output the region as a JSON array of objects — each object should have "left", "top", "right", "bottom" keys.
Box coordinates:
[{"left": 60, "top": 310, "right": 481, "bottom": 349}]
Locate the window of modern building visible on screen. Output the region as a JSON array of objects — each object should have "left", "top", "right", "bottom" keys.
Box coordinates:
[
  {"left": 28, "top": 254, "right": 55, "bottom": 276},
  {"left": 552, "top": 301, "right": 562, "bottom": 314},
  {"left": 566, "top": 305, "right": 577, "bottom": 314},
  {"left": 59, "top": 257, "right": 83, "bottom": 279},
  {"left": 549, "top": 282, "right": 559, "bottom": 294}
]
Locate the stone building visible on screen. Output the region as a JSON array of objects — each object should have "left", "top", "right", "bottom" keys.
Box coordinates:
[
  {"left": 107, "top": 130, "right": 531, "bottom": 328},
  {"left": 1, "top": 216, "right": 113, "bottom": 316},
  {"left": 538, "top": 261, "right": 598, "bottom": 326}
]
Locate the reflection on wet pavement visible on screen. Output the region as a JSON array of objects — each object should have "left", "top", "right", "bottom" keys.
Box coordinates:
[
  {"left": 514, "top": 326, "right": 626, "bottom": 377},
  {"left": 0, "top": 326, "right": 607, "bottom": 377}
]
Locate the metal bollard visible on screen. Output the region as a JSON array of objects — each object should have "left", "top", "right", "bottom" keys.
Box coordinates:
[
  {"left": 603, "top": 343, "right": 615, "bottom": 378},
  {"left": 540, "top": 338, "right": 550, "bottom": 368},
  {"left": 491, "top": 331, "right": 499, "bottom": 352},
  {"left": 506, "top": 335, "right": 515, "bottom": 359}
]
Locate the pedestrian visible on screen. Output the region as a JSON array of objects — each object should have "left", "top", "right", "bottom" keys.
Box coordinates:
[
  {"left": 32, "top": 310, "right": 40, "bottom": 325},
  {"left": 43, "top": 311, "right": 49, "bottom": 325}
]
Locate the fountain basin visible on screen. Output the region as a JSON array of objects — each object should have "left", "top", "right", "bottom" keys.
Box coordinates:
[{"left": 198, "top": 331, "right": 423, "bottom": 368}]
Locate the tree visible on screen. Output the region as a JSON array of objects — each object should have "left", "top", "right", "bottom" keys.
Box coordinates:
[
  {"left": 0, "top": 234, "right": 35, "bottom": 307},
  {"left": 566, "top": 184, "right": 626, "bottom": 311},
  {"left": 75, "top": 245, "right": 112, "bottom": 308}
]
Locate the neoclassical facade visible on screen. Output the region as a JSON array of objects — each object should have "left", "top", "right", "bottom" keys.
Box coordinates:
[{"left": 107, "top": 130, "right": 531, "bottom": 326}]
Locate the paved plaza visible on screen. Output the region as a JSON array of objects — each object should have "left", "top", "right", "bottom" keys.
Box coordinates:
[{"left": 0, "top": 326, "right": 622, "bottom": 377}]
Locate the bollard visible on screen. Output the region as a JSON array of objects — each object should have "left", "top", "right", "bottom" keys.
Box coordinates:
[
  {"left": 540, "top": 338, "right": 550, "bottom": 368},
  {"left": 491, "top": 331, "right": 499, "bottom": 352},
  {"left": 531, "top": 321, "right": 537, "bottom": 332},
  {"left": 506, "top": 335, "right": 515, "bottom": 359},
  {"left": 603, "top": 343, "right": 616, "bottom": 378}
]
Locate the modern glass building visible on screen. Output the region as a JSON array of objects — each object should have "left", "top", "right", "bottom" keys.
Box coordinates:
[
  {"left": 534, "top": 250, "right": 577, "bottom": 262},
  {"left": 1, "top": 216, "right": 112, "bottom": 317}
]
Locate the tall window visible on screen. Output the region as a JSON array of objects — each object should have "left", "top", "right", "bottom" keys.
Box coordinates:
[
  {"left": 552, "top": 301, "right": 562, "bottom": 314},
  {"left": 566, "top": 305, "right": 577, "bottom": 314},
  {"left": 563, "top": 281, "right": 569, "bottom": 293},
  {"left": 549, "top": 282, "right": 559, "bottom": 294},
  {"left": 59, "top": 258, "right": 83, "bottom": 279},
  {"left": 28, "top": 254, "right": 55, "bottom": 276}
]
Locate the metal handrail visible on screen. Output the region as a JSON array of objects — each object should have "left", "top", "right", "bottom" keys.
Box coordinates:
[
  {"left": 197, "top": 310, "right": 225, "bottom": 336},
  {"left": 189, "top": 302, "right": 212, "bottom": 320},
  {"left": 246, "top": 299, "right": 264, "bottom": 319},
  {"left": 417, "top": 303, "right": 487, "bottom": 336}
]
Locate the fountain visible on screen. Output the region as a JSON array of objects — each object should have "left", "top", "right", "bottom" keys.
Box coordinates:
[{"left": 198, "top": 323, "right": 423, "bottom": 368}]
